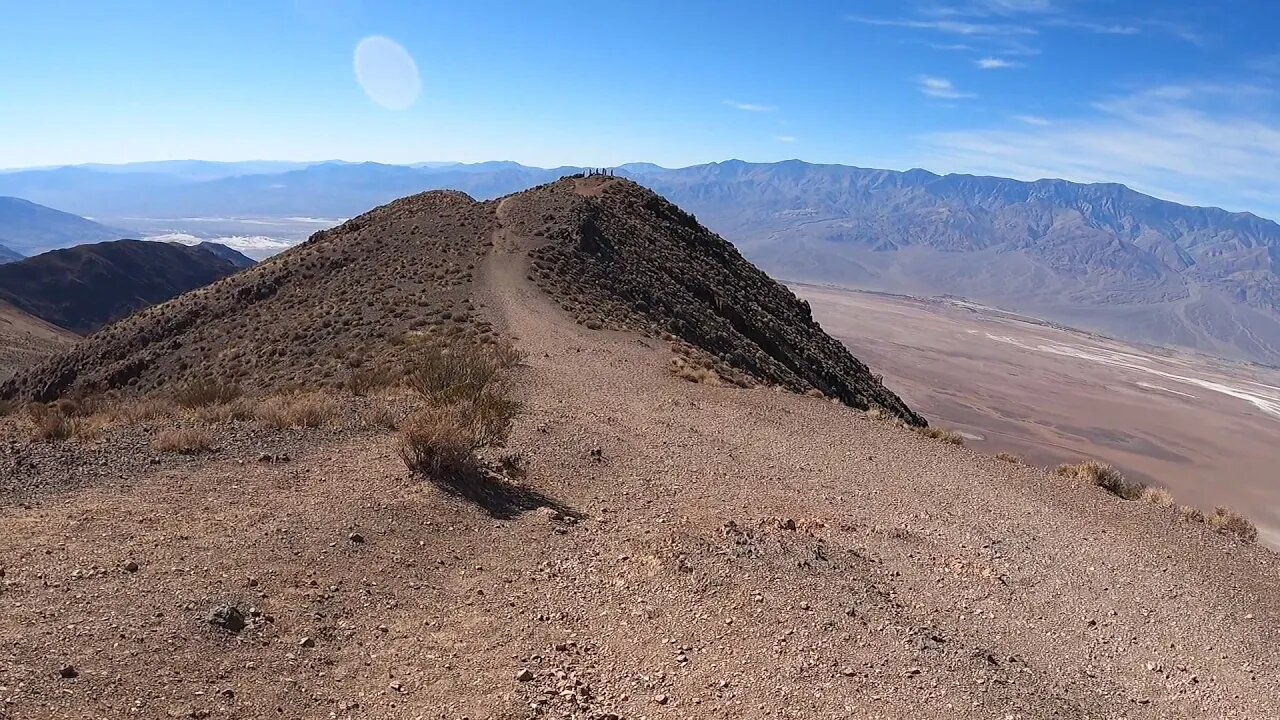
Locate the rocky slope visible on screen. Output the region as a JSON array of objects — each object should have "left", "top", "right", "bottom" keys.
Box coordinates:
[
  {"left": 0, "top": 175, "right": 1276, "bottom": 719},
  {"left": 0, "top": 239, "right": 255, "bottom": 336},
  {"left": 1, "top": 178, "right": 920, "bottom": 425},
  {"left": 0, "top": 301, "right": 75, "bottom": 381}
]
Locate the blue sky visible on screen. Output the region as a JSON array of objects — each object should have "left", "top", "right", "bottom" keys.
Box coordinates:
[{"left": 3, "top": 0, "right": 1279, "bottom": 217}]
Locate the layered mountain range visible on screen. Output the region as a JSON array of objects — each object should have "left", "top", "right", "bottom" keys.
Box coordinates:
[{"left": 3, "top": 159, "right": 1279, "bottom": 363}]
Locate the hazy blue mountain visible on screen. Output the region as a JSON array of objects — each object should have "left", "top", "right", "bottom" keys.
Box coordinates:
[
  {"left": 0, "top": 196, "right": 130, "bottom": 255},
  {"left": 0, "top": 243, "right": 22, "bottom": 264},
  {"left": 2, "top": 158, "right": 1279, "bottom": 362}
]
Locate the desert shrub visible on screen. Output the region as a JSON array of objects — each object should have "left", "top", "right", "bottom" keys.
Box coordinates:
[
  {"left": 994, "top": 452, "right": 1023, "bottom": 464},
  {"left": 194, "top": 397, "right": 258, "bottom": 424},
  {"left": 358, "top": 403, "right": 401, "bottom": 430},
  {"left": 255, "top": 392, "right": 338, "bottom": 429},
  {"left": 110, "top": 396, "right": 176, "bottom": 424},
  {"left": 1139, "top": 486, "right": 1175, "bottom": 508},
  {"left": 669, "top": 356, "right": 721, "bottom": 386},
  {"left": 1208, "top": 506, "right": 1258, "bottom": 543},
  {"left": 173, "top": 379, "right": 242, "bottom": 409},
  {"left": 346, "top": 365, "right": 398, "bottom": 397},
  {"left": 490, "top": 341, "right": 525, "bottom": 369},
  {"left": 1179, "top": 505, "right": 1206, "bottom": 523},
  {"left": 918, "top": 426, "right": 965, "bottom": 446},
  {"left": 398, "top": 390, "right": 520, "bottom": 476},
  {"left": 804, "top": 388, "right": 826, "bottom": 399},
  {"left": 26, "top": 403, "right": 97, "bottom": 442},
  {"left": 404, "top": 345, "right": 501, "bottom": 405},
  {"left": 1055, "top": 460, "right": 1143, "bottom": 500},
  {"left": 151, "top": 428, "right": 215, "bottom": 454}
]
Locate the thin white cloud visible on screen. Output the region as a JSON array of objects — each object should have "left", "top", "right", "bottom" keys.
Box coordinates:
[
  {"left": 846, "top": 15, "right": 1036, "bottom": 37},
  {"left": 1044, "top": 18, "right": 1140, "bottom": 34},
  {"left": 916, "top": 83, "right": 1280, "bottom": 219},
  {"left": 1014, "top": 114, "right": 1051, "bottom": 125},
  {"left": 724, "top": 100, "right": 777, "bottom": 112},
  {"left": 775, "top": 135, "right": 798, "bottom": 143},
  {"left": 918, "top": 76, "right": 975, "bottom": 100},
  {"left": 976, "top": 57, "right": 1018, "bottom": 69}
]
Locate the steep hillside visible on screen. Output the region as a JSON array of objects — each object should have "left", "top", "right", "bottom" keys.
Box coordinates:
[
  {"left": 1, "top": 175, "right": 1277, "bottom": 720},
  {"left": 0, "top": 239, "right": 254, "bottom": 335},
  {"left": 0, "top": 301, "right": 75, "bottom": 381},
  {"left": 1, "top": 178, "right": 919, "bottom": 426},
  {"left": 0, "top": 243, "right": 21, "bottom": 263},
  {"left": 0, "top": 195, "right": 128, "bottom": 255}
]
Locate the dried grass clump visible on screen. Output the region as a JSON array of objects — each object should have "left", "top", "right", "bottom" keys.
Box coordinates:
[
  {"left": 194, "top": 397, "right": 258, "bottom": 424},
  {"left": 669, "top": 356, "right": 721, "bottom": 386},
  {"left": 1138, "top": 486, "right": 1175, "bottom": 508},
  {"left": 994, "top": 452, "right": 1024, "bottom": 464},
  {"left": 173, "top": 379, "right": 242, "bottom": 409},
  {"left": 398, "top": 390, "right": 520, "bottom": 476},
  {"left": 110, "top": 396, "right": 176, "bottom": 424},
  {"left": 151, "top": 428, "right": 215, "bottom": 454},
  {"left": 405, "top": 345, "right": 501, "bottom": 405},
  {"left": 803, "top": 388, "right": 826, "bottom": 399},
  {"left": 1208, "top": 506, "right": 1258, "bottom": 543},
  {"left": 918, "top": 426, "right": 965, "bottom": 446},
  {"left": 1178, "top": 505, "right": 1206, "bottom": 523},
  {"left": 345, "top": 366, "right": 398, "bottom": 397},
  {"left": 358, "top": 404, "right": 401, "bottom": 430},
  {"left": 255, "top": 392, "right": 339, "bottom": 429},
  {"left": 1055, "top": 460, "right": 1143, "bottom": 500},
  {"left": 26, "top": 403, "right": 98, "bottom": 442}
]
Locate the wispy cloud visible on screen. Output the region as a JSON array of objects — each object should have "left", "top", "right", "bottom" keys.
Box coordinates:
[
  {"left": 775, "top": 135, "right": 798, "bottom": 143},
  {"left": 976, "top": 57, "right": 1018, "bottom": 69},
  {"left": 847, "top": 15, "right": 1035, "bottom": 37},
  {"left": 1014, "top": 114, "right": 1051, "bottom": 125},
  {"left": 724, "top": 100, "right": 776, "bottom": 112},
  {"left": 1044, "top": 18, "right": 1140, "bottom": 35},
  {"left": 916, "top": 83, "right": 1280, "bottom": 219},
  {"left": 918, "top": 76, "right": 975, "bottom": 100}
]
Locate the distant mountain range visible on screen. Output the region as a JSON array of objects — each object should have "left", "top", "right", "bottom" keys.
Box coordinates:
[
  {"left": 2, "top": 159, "right": 1278, "bottom": 364},
  {"left": 0, "top": 239, "right": 254, "bottom": 335},
  {"left": 0, "top": 195, "right": 129, "bottom": 256},
  {"left": 0, "top": 243, "right": 21, "bottom": 264}
]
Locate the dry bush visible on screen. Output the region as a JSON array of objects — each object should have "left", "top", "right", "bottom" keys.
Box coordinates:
[
  {"left": 255, "top": 392, "right": 338, "bottom": 429},
  {"left": 864, "top": 407, "right": 885, "bottom": 421},
  {"left": 110, "top": 396, "right": 176, "bottom": 424},
  {"left": 490, "top": 341, "right": 525, "bottom": 370},
  {"left": 151, "top": 428, "right": 215, "bottom": 454},
  {"left": 346, "top": 366, "right": 398, "bottom": 397},
  {"left": 26, "top": 403, "right": 98, "bottom": 442},
  {"left": 405, "top": 345, "right": 501, "bottom": 405},
  {"left": 1055, "top": 460, "right": 1143, "bottom": 500},
  {"left": 918, "top": 426, "right": 965, "bottom": 446},
  {"left": 398, "top": 390, "right": 520, "bottom": 476},
  {"left": 669, "top": 356, "right": 721, "bottom": 386},
  {"left": 1179, "top": 505, "right": 1206, "bottom": 523},
  {"left": 358, "top": 404, "right": 401, "bottom": 430},
  {"left": 804, "top": 388, "right": 826, "bottom": 399},
  {"left": 1208, "top": 506, "right": 1258, "bottom": 543},
  {"left": 194, "top": 397, "right": 257, "bottom": 424},
  {"left": 994, "top": 451, "right": 1023, "bottom": 464},
  {"left": 1139, "top": 486, "right": 1175, "bottom": 508},
  {"left": 173, "top": 378, "right": 242, "bottom": 409}
]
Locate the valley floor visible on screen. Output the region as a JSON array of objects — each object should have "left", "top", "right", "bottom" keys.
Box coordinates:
[{"left": 2, "top": 184, "right": 1278, "bottom": 719}]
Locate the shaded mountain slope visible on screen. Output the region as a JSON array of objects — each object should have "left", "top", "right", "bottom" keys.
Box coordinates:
[
  {"left": 0, "top": 195, "right": 128, "bottom": 255},
  {"left": 0, "top": 243, "right": 21, "bottom": 264},
  {"left": 0, "top": 239, "right": 255, "bottom": 336},
  {"left": 1, "top": 178, "right": 920, "bottom": 426}
]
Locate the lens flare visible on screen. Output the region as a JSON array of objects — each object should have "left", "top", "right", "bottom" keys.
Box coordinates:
[{"left": 353, "top": 36, "right": 421, "bottom": 110}]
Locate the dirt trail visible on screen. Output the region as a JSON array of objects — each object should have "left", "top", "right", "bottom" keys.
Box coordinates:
[{"left": 0, "top": 188, "right": 1277, "bottom": 718}]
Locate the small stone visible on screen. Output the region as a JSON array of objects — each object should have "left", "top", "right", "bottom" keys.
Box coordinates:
[
  {"left": 59, "top": 664, "right": 78, "bottom": 679},
  {"left": 124, "top": 561, "right": 140, "bottom": 573},
  {"left": 208, "top": 605, "right": 246, "bottom": 633},
  {"left": 654, "top": 694, "right": 669, "bottom": 705},
  {"left": 299, "top": 637, "right": 315, "bottom": 648},
  {"left": 516, "top": 668, "right": 535, "bottom": 682},
  {"left": 348, "top": 532, "right": 365, "bottom": 544}
]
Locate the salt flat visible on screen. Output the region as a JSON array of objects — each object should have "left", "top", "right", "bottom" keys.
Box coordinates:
[{"left": 797, "top": 284, "right": 1280, "bottom": 547}]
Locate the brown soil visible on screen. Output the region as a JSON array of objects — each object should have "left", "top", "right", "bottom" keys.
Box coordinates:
[
  {"left": 1, "top": 177, "right": 1277, "bottom": 719},
  {"left": 0, "top": 301, "right": 75, "bottom": 383}
]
